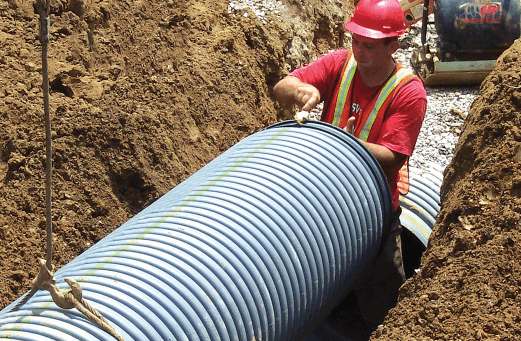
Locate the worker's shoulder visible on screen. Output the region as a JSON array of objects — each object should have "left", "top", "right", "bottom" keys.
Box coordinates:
[
  {"left": 397, "top": 65, "right": 427, "bottom": 93},
  {"left": 398, "top": 74, "right": 428, "bottom": 101},
  {"left": 294, "top": 49, "right": 349, "bottom": 75},
  {"left": 315, "top": 48, "right": 350, "bottom": 63}
]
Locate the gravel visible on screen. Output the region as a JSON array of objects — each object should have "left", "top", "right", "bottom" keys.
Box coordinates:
[
  {"left": 227, "top": 0, "right": 287, "bottom": 24},
  {"left": 396, "top": 21, "right": 479, "bottom": 173},
  {"left": 227, "top": 1, "right": 480, "bottom": 173}
]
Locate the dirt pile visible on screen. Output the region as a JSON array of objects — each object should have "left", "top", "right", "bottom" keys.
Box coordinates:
[
  {"left": 1, "top": 0, "right": 520, "bottom": 339},
  {"left": 372, "top": 41, "right": 521, "bottom": 340}
]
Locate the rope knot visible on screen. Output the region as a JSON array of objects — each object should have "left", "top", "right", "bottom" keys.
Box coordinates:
[
  {"left": 23, "top": 260, "right": 125, "bottom": 340},
  {"left": 33, "top": 259, "right": 75, "bottom": 309}
]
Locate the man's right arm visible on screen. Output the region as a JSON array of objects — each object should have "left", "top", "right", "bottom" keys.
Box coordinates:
[
  {"left": 273, "top": 49, "right": 348, "bottom": 113},
  {"left": 273, "top": 76, "right": 321, "bottom": 112}
]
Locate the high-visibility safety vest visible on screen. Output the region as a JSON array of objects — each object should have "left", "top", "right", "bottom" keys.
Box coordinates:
[
  {"left": 326, "top": 50, "right": 418, "bottom": 143},
  {"left": 324, "top": 50, "right": 420, "bottom": 196}
]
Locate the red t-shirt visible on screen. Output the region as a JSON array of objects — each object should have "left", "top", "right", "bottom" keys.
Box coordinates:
[{"left": 290, "top": 49, "right": 427, "bottom": 210}]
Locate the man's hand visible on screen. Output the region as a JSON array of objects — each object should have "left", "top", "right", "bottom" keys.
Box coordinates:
[
  {"left": 344, "top": 116, "right": 355, "bottom": 134},
  {"left": 295, "top": 84, "right": 320, "bottom": 112},
  {"left": 273, "top": 76, "right": 321, "bottom": 112}
]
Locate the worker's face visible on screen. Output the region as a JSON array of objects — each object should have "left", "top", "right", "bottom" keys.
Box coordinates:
[{"left": 351, "top": 34, "right": 398, "bottom": 72}]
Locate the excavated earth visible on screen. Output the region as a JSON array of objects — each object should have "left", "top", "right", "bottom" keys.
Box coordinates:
[{"left": 1, "top": 0, "right": 520, "bottom": 339}]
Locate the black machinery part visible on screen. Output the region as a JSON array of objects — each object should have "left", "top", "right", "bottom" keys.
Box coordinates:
[{"left": 434, "top": 0, "right": 520, "bottom": 61}]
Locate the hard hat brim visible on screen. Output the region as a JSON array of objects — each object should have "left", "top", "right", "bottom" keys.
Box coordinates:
[{"left": 345, "top": 21, "right": 404, "bottom": 39}]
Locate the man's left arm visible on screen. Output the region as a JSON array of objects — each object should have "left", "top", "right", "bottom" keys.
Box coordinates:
[
  {"left": 344, "top": 117, "right": 408, "bottom": 174},
  {"left": 344, "top": 82, "right": 427, "bottom": 173}
]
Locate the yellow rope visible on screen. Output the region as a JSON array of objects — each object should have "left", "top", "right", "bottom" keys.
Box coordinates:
[
  {"left": 35, "top": 0, "right": 53, "bottom": 272},
  {"left": 9, "top": 2, "right": 127, "bottom": 340},
  {"left": 32, "top": 260, "right": 125, "bottom": 341},
  {"left": 64, "top": 279, "right": 126, "bottom": 341},
  {"left": 9, "top": 0, "right": 52, "bottom": 311}
]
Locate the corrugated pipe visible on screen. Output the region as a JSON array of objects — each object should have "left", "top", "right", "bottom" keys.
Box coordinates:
[
  {"left": 304, "top": 166, "right": 444, "bottom": 341},
  {"left": 0, "top": 120, "right": 392, "bottom": 341},
  {"left": 399, "top": 165, "right": 443, "bottom": 247}
]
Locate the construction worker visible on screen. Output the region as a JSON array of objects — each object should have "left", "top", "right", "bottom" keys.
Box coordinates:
[{"left": 273, "top": 0, "right": 427, "bottom": 327}]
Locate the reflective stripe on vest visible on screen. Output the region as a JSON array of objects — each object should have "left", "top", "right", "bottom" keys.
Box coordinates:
[
  {"left": 332, "top": 51, "right": 356, "bottom": 127},
  {"left": 357, "top": 67, "right": 416, "bottom": 141}
]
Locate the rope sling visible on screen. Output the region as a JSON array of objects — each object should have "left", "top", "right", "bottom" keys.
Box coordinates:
[{"left": 9, "top": 2, "right": 125, "bottom": 340}]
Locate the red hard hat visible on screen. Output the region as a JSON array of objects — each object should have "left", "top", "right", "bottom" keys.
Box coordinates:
[{"left": 344, "top": 0, "right": 406, "bottom": 39}]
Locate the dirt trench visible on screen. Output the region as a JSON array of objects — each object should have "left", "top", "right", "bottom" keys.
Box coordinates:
[
  {"left": 372, "top": 40, "right": 521, "bottom": 340},
  {"left": 0, "top": 0, "right": 520, "bottom": 339}
]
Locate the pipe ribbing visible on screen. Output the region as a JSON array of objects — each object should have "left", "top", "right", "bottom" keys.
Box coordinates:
[
  {"left": 399, "top": 165, "right": 443, "bottom": 247},
  {"left": 0, "top": 121, "right": 392, "bottom": 341}
]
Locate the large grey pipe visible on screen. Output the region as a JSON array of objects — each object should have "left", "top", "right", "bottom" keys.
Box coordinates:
[{"left": 0, "top": 120, "right": 392, "bottom": 340}]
